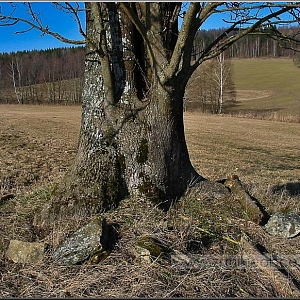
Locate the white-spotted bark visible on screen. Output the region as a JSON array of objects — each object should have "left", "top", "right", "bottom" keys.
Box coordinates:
[
  {"left": 32, "top": 2, "right": 300, "bottom": 227},
  {"left": 34, "top": 3, "right": 201, "bottom": 226}
]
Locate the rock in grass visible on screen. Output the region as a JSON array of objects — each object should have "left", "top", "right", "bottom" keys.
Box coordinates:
[
  {"left": 264, "top": 211, "right": 300, "bottom": 238},
  {"left": 133, "top": 246, "right": 152, "bottom": 264},
  {"left": 225, "top": 175, "right": 265, "bottom": 224},
  {"left": 132, "top": 235, "right": 173, "bottom": 264},
  {"left": 53, "top": 216, "right": 103, "bottom": 265},
  {"left": 135, "top": 235, "right": 172, "bottom": 263},
  {"left": 270, "top": 182, "right": 300, "bottom": 197},
  {"left": 6, "top": 240, "right": 47, "bottom": 263}
]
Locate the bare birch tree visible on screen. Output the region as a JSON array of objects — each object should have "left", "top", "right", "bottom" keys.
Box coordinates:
[{"left": 8, "top": 57, "right": 23, "bottom": 104}]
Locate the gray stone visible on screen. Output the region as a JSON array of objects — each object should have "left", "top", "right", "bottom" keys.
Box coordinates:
[
  {"left": 136, "top": 235, "right": 172, "bottom": 258},
  {"left": 53, "top": 216, "right": 103, "bottom": 265},
  {"left": 133, "top": 236, "right": 173, "bottom": 264},
  {"left": 6, "top": 240, "right": 47, "bottom": 263},
  {"left": 264, "top": 211, "right": 300, "bottom": 238},
  {"left": 194, "top": 180, "right": 230, "bottom": 200},
  {"left": 270, "top": 182, "right": 300, "bottom": 197}
]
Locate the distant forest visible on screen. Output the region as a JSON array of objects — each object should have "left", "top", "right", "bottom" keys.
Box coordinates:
[
  {"left": 193, "top": 26, "right": 299, "bottom": 60},
  {"left": 0, "top": 47, "right": 85, "bottom": 104},
  {"left": 0, "top": 26, "right": 299, "bottom": 105}
]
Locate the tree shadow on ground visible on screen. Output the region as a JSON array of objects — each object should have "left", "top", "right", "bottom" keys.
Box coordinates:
[{"left": 271, "top": 182, "right": 300, "bottom": 197}]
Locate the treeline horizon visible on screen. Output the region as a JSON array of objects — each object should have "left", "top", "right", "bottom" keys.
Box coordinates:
[
  {"left": 0, "top": 26, "right": 299, "bottom": 105},
  {"left": 0, "top": 46, "right": 85, "bottom": 104},
  {"left": 194, "top": 25, "right": 300, "bottom": 60}
]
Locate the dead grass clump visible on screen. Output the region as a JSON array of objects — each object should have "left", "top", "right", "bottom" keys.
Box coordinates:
[
  {"left": 245, "top": 180, "right": 300, "bottom": 216},
  {"left": 2, "top": 105, "right": 300, "bottom": 297},
  {"left": 167, "top": 180, "right": 243, "bottom": 255},
  {"left": 0, "top": 185, "right": 56, "bottom": 254},
  {"left": 2, "top": 190, "right": 298, "bottom": 297},
  {"left": 2, "top": 182, "right": 300, "bottom": 298}
]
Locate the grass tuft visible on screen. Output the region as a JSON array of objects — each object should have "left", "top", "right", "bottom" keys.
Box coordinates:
[{"left": 1, "top": 105, "right": 300, "bottom": 297}]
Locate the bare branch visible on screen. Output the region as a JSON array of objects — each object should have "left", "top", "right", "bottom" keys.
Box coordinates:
[
  {"left": 198, "top": 2, "right": 226, "bottom": 27},
  {"left": 191, "top": 3, "right": 300, "bottom": 71},
  {"left": 119, "top": 3, "right": 148, "bottom": 43},
  {"left": 164, "top": 2, "right": 201, "bottom": 80},
  {"left": 0, "top": 2, "right": 85, "bottom": 45},
  {"left": 119, "top": 2, "right": 168, "bottom": 81},
  {"left": 64, "top": 2, "right": 86, "bottom": 39},
  {"left": 165, "top": 2, "right": 226, "bottom": 81}
]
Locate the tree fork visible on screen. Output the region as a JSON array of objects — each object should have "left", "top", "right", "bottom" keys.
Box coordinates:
[{"left": 31, "top": 3, "right": 209, "bottom": 229}]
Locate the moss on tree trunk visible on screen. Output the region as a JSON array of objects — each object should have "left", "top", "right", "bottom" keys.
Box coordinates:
[{"left": 33, "top": 3, "right": 204, "bottom": 229}]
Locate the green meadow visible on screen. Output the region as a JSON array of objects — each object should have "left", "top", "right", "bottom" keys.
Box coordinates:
[{"left": 231, "top": 58, "right": 300, "bottom": 116}]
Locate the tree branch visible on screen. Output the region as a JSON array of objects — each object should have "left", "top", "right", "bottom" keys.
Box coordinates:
[
  {"left": 119, "top": 3, "right": 148, "bottom": 46},
  {"left": 0, "top": 2, "right": 85, "bottom": 45},
  {"left": 164, "top": 2, "right": 200, "bottom": 81},
  {"left": 180, "top": 2, "right": 226, "bottom": 75},
  {"left": 191, "top": 4, "right": 300, "bottom": 71},
  {"left": 119, "top": 2, "right": 156, "bottom": 70},
  {"left": 64, "top": 2, "right": 86, "bottom": 39},
  {"left": 197, "top": 2, "right": 225, "bottom": 27}
]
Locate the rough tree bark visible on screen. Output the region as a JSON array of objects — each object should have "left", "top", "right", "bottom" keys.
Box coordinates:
[
  {"left": 34, "top": 2, "right": 203, "bottom": 227},
  {"left": 30, "top": 2, "right": 300, "bottom": 228}
]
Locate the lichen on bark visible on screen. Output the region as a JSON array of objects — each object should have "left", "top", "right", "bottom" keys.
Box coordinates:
[{"left": 33, "top": 3, "right": 203, "bottom": 229}]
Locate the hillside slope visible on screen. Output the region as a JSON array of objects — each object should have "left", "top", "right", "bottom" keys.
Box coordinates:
[{"left": 231, "top": 58, "right": 300, "bottom": 117}]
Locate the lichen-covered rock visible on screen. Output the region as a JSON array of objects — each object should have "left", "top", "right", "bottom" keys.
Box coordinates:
[
  {"left": 264, "top": 211, "right": 300, "bottom": 238},
  {"left": 136, "top": 236, "right": 172, "bottom": 258},
  {"left": 133, "top": 246, "right": 152, "bottom": 264},
  {"left": 53, "top": 216, "right": 103, "bottom": 265},
  {"left": 6, "top": 240, "right": 47, "bottom": 263},
  {"left": 133, "top": 235, "right": 173, "bottom": 265},
  {"left": 89, "top": 249, "right": 111, "bottom": 264},
  {"left": 270, "top": 182, "right": 300, "bottom": 197}
]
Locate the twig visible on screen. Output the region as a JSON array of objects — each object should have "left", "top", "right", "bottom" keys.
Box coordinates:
[{"left": 163, "top": 268, "right": 191, "bottom": 297}]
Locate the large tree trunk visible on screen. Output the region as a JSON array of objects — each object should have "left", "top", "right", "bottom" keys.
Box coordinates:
[
  {"left": 118, "top": 80, "right": 201, "bottom": 208},
  {"left": 34, "top": 2, "right": 203, "bottom": 227}
]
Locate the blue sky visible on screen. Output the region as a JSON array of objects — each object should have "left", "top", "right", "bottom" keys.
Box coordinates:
[
  {"left": 0, "top": 2, "right": 292, "bottom": 54},
  {"left": 0, "top": 2, "right": 86, "bottom": 53},
  {"left": 0, "top": 2, "right": 237, "bottom": 54},
  {"left": 0, "top": 2, "right": 232, "bottom": 53}
]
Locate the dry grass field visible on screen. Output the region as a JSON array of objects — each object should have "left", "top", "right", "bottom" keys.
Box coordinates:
[
  {"left": 1, "top": 104, "right": 300, "bottom": 297},
  {"left": 185, "top": 112, "right": 300, "bottom": 204}
]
